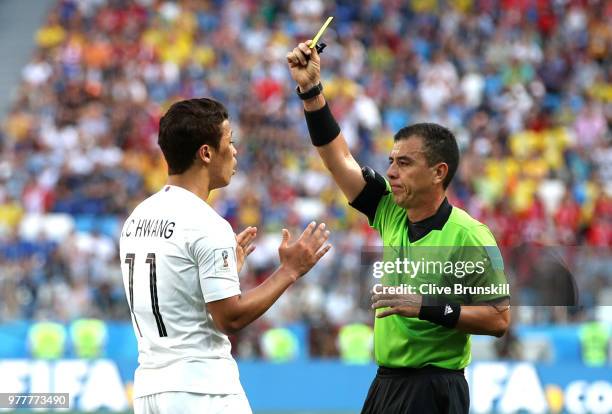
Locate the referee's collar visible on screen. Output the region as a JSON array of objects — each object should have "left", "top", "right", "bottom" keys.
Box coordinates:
[{"left": 407, "top": 197, "right": 452, "bottom": 242}]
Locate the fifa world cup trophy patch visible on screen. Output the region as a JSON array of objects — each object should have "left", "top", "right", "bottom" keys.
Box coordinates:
[{"left": 214, "top": 248, "right": 235, "bottom": 274}]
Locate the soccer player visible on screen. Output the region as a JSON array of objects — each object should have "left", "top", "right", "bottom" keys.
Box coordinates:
[
  {"left": 119, "top": 98, "right": 331, "bottom": 414},
  {"left": 287, "top": 42, "right": 510, "bottom": 413}
]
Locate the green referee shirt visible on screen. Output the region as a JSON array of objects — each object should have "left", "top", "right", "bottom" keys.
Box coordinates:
[{"left": 366, "top": 185, "right": 508, "bottom": 370}]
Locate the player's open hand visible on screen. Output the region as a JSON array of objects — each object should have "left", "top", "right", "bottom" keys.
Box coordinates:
[
  {"left": 236, "top": 226, "right": 257, "bottom": 273},
  {"left": 371, "top": 293, "right": 422, "bottom": 318},
  {"left": 278, "top": 221, "right": 331, "bottom": 281},
  {"left": 286, "top": 40, "right": 321, "bottom": 92}
]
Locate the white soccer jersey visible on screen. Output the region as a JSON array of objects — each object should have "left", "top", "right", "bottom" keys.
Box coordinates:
[{"left": 119, "top": 185, "right": 244, "bottom": 398}]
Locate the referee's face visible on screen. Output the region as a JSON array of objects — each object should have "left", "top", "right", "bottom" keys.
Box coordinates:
[
  {"left": 209, "top": 120, "right": 237, "bottom": 189},
  {"left": 386, "top": 136, "right": 438, "bottom": 209}
]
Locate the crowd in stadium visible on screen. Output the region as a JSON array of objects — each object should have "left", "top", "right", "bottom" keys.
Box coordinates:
[{"left": 0, "top": 0, "right": 611, "bottom": 358}]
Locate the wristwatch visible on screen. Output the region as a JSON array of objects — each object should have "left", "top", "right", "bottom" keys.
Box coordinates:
[{"left": 296, "top": 82, "right": 323, "bottom": 100}]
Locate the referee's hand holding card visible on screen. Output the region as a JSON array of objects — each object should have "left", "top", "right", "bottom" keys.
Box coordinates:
[{"left": 286, "top": 39, "right": 321, "bottom": 95}]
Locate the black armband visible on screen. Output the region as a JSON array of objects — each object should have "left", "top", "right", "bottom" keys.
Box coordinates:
[
  {"left": 418, "top": 304, "right": 461, "bottom": 329},
  {"left": 349, "top": 166, "right": 389, "bottom": 223},
  {"left": 304, "top": 103, "right": 341, "bottom": 147}
]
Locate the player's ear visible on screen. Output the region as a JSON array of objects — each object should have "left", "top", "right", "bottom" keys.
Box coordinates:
[
  {"left": 198, "top": 144, "right": 212, "bottom": 165},
  {"left": 432, "top": 162, "right": 448, "bottom": 186}
]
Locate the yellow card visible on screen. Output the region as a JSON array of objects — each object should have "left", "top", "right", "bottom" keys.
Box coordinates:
[{"left": 310, "top": 17, "right": 334, "bottom": 48}]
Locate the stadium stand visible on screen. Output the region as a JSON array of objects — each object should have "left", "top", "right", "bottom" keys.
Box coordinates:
[{"left": 0, "top": 0, "right": 611, "bottom": 362}]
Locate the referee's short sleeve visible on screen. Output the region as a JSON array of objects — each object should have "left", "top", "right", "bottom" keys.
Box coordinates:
[
  {"left": 371, "top": 181, "right": 404, "bottom": 236},
  {"left": 189, "top": 223, "right": 241, "bottom": 303}
]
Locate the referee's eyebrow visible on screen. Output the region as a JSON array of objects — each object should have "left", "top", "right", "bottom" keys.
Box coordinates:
[{"left": 389, "top": 155, "right": 414, "bottom": 163}]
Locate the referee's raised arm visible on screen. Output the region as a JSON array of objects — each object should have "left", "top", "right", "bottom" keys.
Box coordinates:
[{"left": 286, "top": 41, "right": 365, "bottom": 203}]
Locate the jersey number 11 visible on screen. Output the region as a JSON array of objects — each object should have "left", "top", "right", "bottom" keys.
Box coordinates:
[{"left": 124, "top": 253, "right": 168, "bottom": 337}]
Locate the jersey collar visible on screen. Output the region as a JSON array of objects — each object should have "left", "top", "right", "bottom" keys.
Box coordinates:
[{"left": 407, "top": 197, "right": 452, "bottom": 242}]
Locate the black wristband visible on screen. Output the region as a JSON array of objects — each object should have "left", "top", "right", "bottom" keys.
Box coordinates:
[
  {"left": 296, "top": 82, "right": 323, "bottom": 100},
  {"left": 418, "top": 304, "right": 461, "bottom": 328},
  {"left": 304, "top": 103, "right": 341, "bottom": 147}
]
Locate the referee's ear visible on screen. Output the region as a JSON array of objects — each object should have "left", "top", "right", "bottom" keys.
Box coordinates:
[{"left": 431, "top": 162, "right": 449, "bottom": 187}]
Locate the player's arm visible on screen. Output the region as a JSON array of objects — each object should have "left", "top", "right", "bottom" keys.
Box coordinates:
[
  {"left": 207, "top": 223, "right": 331, "bottom": 335},
  {"left": 372, "top": 294, "right": 510, "bottom": 338},
  {"left": 286, "top": 41, "right": 366, "bottom": 203}
]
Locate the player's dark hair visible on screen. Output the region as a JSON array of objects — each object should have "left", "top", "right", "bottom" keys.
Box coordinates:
[
  {"left": 158, "top": 98, "right": 229, "bottom": 175},
  {"left": 394, "top": 123, "right": 459, "bottom": 189}
]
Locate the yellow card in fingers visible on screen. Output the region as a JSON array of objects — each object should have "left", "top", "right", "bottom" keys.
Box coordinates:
[{"left": 310, "top": 16, "right": 333, "bottom": 48}]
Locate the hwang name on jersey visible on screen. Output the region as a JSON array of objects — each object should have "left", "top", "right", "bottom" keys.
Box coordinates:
[{"left": 122, "top": 218, "right": 176, "bottom": 239}]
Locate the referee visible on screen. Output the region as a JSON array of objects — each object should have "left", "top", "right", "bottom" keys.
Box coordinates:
[{"left": 286, "top": 42, "right": 510, "bottom": 413}]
